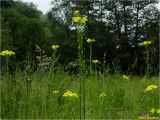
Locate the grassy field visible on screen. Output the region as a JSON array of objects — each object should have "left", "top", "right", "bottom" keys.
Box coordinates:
[
  {"left": 1, "top": 69, "right": 159, "bottom": 119},
  {"left": 1, "top": 7, "right": 159, "bottom": 119}
]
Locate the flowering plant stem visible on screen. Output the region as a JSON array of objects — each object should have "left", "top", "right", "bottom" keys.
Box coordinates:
[
  {"left": 51, "top": 50, "right": 57, "bottom": 72},
  {"left": 77, "top": 25, "right": 85, "bottom": 119},
  {"left": 154, "top": 93, "right": 157, "bottom": 117},
  {"left": 94, "top": 64, "right": 98, "bottom": 78},
  {"left": 5, "top": 57, "right": 9, "bottom": 74},
  {"left": 89, "top": 44, "right": 92, "bottom": 74},
  {"left": 144, "top": 46, "right": 150, "bottom": 78}
]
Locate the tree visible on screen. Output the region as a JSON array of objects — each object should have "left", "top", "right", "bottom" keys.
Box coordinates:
[
  {"left": 1, "top": 0, "right": 52, "bottom": 71},
  {"left": 47, "top": 0, "right": 159, "bottom": 74}
]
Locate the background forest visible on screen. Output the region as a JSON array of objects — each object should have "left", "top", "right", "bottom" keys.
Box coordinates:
[{"left": 1, "top": 0, "right": 159, "bottom": 74}]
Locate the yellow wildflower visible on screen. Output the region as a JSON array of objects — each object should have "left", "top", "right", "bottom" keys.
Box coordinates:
[
  {"left": 72, "top": 16, "right": 88, "bottom": 25},
  {"left": 149, "top": 108, "right": 160, "bottom": 114},
  {"left": 100, "top": 92, "right": 106, "bottom": 97},
  {"left": 72, "top": 16, "right": 81, "bottom": 23},
  {"left": 52, "top": 44, "right": 59, "bottom": 50},
  {"left": 52, "top": 90, "right": 59, "bottom": 94},
  {"left": 150, "top": 108, "right": 156, "bottom": 114},
  {"left": 123, "top": 75, "right": 129, "bottom": 80},
  {"left": 86, "top": 38, "right": 96, "bottom": 44},
  {"left": 63, "top": 90, "right": 78, "bottom": 98},
  {"left": 139, "top": 41, "right": 152, "bottom": 46},
  {"left": 0, "top": 50, "right": 15, "bottom": 56},
  {"left": 144, "top": 85, "right": 158, "bottom": 92},
  {"left": 81, "top": 16, "right": 88, "bottom": 24},
  {"left": 74, "top": 10, "right": 80, "bottom": 15},
  {"left": 92, "top": 60, "right": 100, "bottom": 64},
  {"left": 157, "top": 108, "right": 160, "bottom": 114}
]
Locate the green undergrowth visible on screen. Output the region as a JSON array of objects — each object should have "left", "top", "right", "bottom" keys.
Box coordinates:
[{"left": 0, "top": 70, "right": 159, "bottom": 119}]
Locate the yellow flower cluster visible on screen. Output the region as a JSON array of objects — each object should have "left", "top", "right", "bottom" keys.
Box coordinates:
[
  {"left": 100, "top": 92, "right": 106, "bottom": 97},
  {"left": 86, "top": 38, "right": 96, "bottom": 44},
  {"left": 139, "top": 41, "right": 152, "bottom": 46},
  {"left": 144, "top": 85, "right": 158, "bottom": 92},
  {"left": 92, "top": 59, "right": 100, "bottom": 64},
  {"left": 52, "top": 90, "right": 59, "bottom": 94},
  {"left": 74, "top": 10, "right": 80, "bottom": 15},
  {"left": 150, "top": 108, "right": 160, "bottom": 114},
  {"left": 63, "top": 90, "right": 78, "bottom": 98},
  {"left": 52, "top": 44, "right": 59, "bottom": 50},
  {"left": 123, "top": 75, "right": 129, "bottom": 80},
  {"left": 72, "top": 10, "right": 88, "bottom": 25},
  {"left": 72, "top": 16, "right": 88, "bottom": 24},
  {"left": 0, "top": 50, "right": 15, "bottom": 56}
]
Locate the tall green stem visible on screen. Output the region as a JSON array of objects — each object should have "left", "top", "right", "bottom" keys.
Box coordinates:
[
  {"left": 5, "top": 57, "right": 9, "bottom": 74},
  {"left": 51, "top": 50, "right": 57, "bottom": 72},
  {"left": 145, "top": 46, "right": 150, "bottom": 78},
  {"left": 77, "top": 25, "right": 85, "bottom": 119},
  {"left": 89, "top": 45, "right": 92, "bottom": 74},
  {"left": 94, "top": 64, "right": 97, "bottom": 78}
]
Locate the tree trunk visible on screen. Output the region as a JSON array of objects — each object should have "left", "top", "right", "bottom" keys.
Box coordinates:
[{"left": 135, "top": 3, "right": 139, "bottom": 43}]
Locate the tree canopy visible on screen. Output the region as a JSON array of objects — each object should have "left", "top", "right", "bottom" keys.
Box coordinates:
[{"left": 1, "top": 0, "right": 159, "bottom": 74}]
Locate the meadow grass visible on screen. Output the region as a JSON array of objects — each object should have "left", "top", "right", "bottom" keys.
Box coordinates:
[
  {"left": 1, "top": 10, "right": 158, "bottom": 119},
  {"left": 1, "top": 70, "right": 159, "bottom": 119}
]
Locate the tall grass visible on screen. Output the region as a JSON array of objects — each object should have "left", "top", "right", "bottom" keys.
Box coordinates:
[
  {"left": 1, "top": 11, "right": 159, "bottom": 119},
  {"left": 1, "top": 69, "right": 159, "bottom": 119}
]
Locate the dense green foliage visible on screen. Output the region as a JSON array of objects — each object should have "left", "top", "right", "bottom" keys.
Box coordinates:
[
  {"left": 48, "top": 0, "right": 159, "bottom": 74},
  {"left": 1, "top": 70, "right": 159, "bottom": 119},
  {"left": 1, "top": 0, "right": 52, "bottom": 70},
  {"left": 0, "top": 0, "right": 159, "bottom": 73},
  {"left": 1, "top": 1, "right": 159, "bottom": 119}
]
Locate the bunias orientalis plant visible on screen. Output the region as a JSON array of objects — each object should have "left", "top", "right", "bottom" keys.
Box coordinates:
[
  {"left": 0, "top": 50, "right": 15, "bottom": 74},
  {"left": 149, "top": 108, "right": 160, "bottom": 117},
  {"left": 139, "top": 41, "right": 152, "bottom": 79},
  {"left": 63, "top": 90, "right": 79, "bottom": 118},
  {"left": 99, "top": 92, "right": 107, "bottom": 118},
  {"left": 92, "top": 59, "right": 100, "bottom": 77},
  {"left": 72, "top": 10, "right": 88, "bottom": 119},
  {"left": 144, "top": 84, "right": 159, "bottom": 117},
  {"left": 86, "top": 38, "right": 95, "bottom": 74},
  {"left": 51, "top": 44, "right": 60, "bottom": 71}
]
